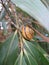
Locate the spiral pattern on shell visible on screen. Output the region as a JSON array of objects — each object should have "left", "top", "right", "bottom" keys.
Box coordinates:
[{"left": 22, "top": 25, "right": 34, "bottom": 40}]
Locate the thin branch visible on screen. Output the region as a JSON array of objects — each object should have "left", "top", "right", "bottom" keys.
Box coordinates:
[
  {"left": 1, "top": 0, "right": 49, "bottom": 43},
  {"left": 28, "top": 25, "right": 49, "bottom": 43},
  {"left": 11, "top": 21, "right": 21, "bottom": 32},
  {"left": 1, "top": 0, "right": 21, "bottom": 32},
  {"left": 11, "top": 18, "right": 49, "bottom": 43},
  {"left": 1, "top": 0, "right": 17, "bottom": 24}
]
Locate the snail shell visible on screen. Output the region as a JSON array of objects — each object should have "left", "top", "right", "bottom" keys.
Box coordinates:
[{"left": 22, "top": 25, "right": 34, "bottom": 40}]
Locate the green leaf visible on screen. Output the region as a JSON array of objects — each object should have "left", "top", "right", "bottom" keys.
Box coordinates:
[
  {"left": 24, "top": 49, "right": 38, "bottom": 65},
  {"left": 0, "top": 31, "right": 19, "bottom": 65},
  {"left": 0, "top": 34, "right": 13, "bottom": 65},
  {"left": 14, "top": 50, "right": 27, "bottom": 65},
  {"left": 12, "top": 0, "right": 49, "bottom": 31},
  {"left": 23, "top": 39, "right": 49, "bottom": 65},
  {"left": 0, "top": 32, "right": 49, "bottom": 65}
]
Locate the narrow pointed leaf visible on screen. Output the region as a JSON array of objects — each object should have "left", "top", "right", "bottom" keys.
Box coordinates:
[
  {"left": 12, "top": 0, "right": 49, "bottom": 31},
  {"left": 23, "top": 39, "right": 49, "bottom": 65}
]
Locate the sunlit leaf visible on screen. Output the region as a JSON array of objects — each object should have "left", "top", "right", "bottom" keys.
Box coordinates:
[{"left": 12, "top": 0, "right": 49, "bottom": 31}]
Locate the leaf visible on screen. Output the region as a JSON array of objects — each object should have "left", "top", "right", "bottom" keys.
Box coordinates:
[
  {"left": 0, "top": 30, "right": 19, "bottom": 65},
  {"left": 24, "top": 49, "right": 38, "bottom": 65},
  {"left": 12, "top": 0, "right": 49, "bottom": 31},
  {"left": 0, "top": 34, "right": 13, "bottom": 65},
  {"left": 0, "top": 31, "right": 49, "bottom": 65},
  {"left": 14, "top": 50, "right": 27, "bottom": 65},
  {"left": 23, "top": 39, "right": 49, "bottom": 65},
  {"left": 41, "top": 0, "right": 49, "bottom": 8}
]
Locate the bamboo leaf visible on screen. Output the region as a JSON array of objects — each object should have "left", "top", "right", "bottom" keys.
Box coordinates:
[
  {"left": 12, "top": 0, "right": 49, "bottom": 31},
  {"left": 24, "top": 49, "right": 38, "bottom": 65},
  {"left": 0, "top": 33, "right": 49, "bottom": 65},
  {"left": 0, "top": 31, "right": 19, "bottom": 65},
  {"left": 23, "top": 39, "right": 49, "bottom": 65}
]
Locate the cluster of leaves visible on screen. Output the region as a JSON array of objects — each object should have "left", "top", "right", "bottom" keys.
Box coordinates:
[
  {"left": 0, "top": 31, "right": 49, "bottom": 65},
  {"left": 0, "top": 0, "right": 49, "bottom": 65}
]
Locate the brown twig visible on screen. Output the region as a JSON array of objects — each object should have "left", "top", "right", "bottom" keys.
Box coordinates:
[{"left": 28, "top": 25, "right": 49, "bottom": 43}]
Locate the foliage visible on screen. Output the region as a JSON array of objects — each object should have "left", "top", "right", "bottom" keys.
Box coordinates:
[
  {"left": 0, "top": 0, "right": 49, "bottom": 65},
  {"left": 12, "top": 0, "right": 49, "bottom": 31},
  {"left": 0, "top": 31, "right": 49, "bottom": 65}
]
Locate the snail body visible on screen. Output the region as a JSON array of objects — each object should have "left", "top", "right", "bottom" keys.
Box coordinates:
[{"left": 22, "top": 25, "right": 34, "bottom": 40}]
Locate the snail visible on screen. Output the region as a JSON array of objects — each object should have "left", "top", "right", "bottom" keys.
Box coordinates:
[{"left": 21, "top": 25, "right": 34, "bottom": 40}]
